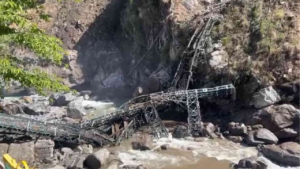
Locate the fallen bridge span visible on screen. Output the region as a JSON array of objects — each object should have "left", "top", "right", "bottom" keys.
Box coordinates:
[{"left": 0, "top": 84, "right": 235, "bottom": 146}]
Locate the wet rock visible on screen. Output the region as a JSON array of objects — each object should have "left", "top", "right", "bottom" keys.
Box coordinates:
[
  {"left": 67, "top": 97, "right": 86, "bottom": 119},
  {"left": 234, "top": 156, "right": 267, "bottom": 169},
  {"left": 260, "top": 142, "right": 300, "bottom": 166},
  {"left": 252, "top": 86, "right": 281, "bottom": 108},
  {"left": 255, "top": 128, "right": 278, "bottom": 144},
  {"left": 202, "top": 122, "right": 216, "bottom": 138},
  {"left": 227, "top": 136, "right": 243, "bottom": 143},
  {"left": 131, "top": 142, "right": 150, "bottom": 151},
  {"left": 274, "top": 128, "right": 298, "bottom": 139},
  {"left": 8, "top": 141, "right": 35, "bottom": 164},
  {"left": 49, "top": 93, "right": 76, "bottom": 106},
  {"left": 228, "top": 122, "right": 247, "bottom": 136},
  {"left": 24, "top": 103, "right": 46, "bottom": 115},
  {"left": 247, "top": 104, "right": 300, "bottom": 133},
  {"left": 83, "top": 154, "right": 101, "bottom": 169},
  {"left": 93, "top": 149, "right": 110, "bottom": 166},
  {"left": 172, "top": 125, "right": 188, "bottom": 138},
  {"left": 160, "top": 144, "right": 169, "bottom": 150},
  {"left": 34, "top": 139, "right": 55, "bottom": 162}
]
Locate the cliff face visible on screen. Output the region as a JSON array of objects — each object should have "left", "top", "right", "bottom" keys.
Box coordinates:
[{"left": 25, "top": 0, "right": 299, "bottom": 103}]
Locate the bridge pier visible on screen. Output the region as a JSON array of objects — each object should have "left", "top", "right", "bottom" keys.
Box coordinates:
[
  {"left": 143, "top": 103, "right": 168, "bottom": 138},
  {"left": 186, "top": 90, "right": 202, "bottom": 137}
]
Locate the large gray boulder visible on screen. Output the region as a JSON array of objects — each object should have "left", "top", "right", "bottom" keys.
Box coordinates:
[
  {"left": 274, "top": 128, "right": 298, "bottom": 139},
  {"left": 34, "top": 139, "right": 55, "bottom": 163},
  {"left": 246, "top": 128, "right": 278, "bottom": 146},
  {"left": 246, "top": 104, "right": 300, "bottom": 133},
  {"left": 172, "top": 125, "right": 188, "bottom": 138},
  {"left": 255, "top": 128, "right": 278, "bottom": 144},
  {"left": 67, "top": 97, "right": 86, "bottom": 119},
  {"left": 24, "top": 103, "right": 46, "bottom": 115},
  {"left": 233, "top": 156, "right": 267, "bottom": 169},
  {"left": 260, "top": 142, "right": 300, "bottom": 166},
  {"left": 252, "top": 86, "right": 281, "bottom": 108},
  {"left": 49, "top": 93, "right": 76, "bottom": 106},
  {"left": 8, "top": 141, "right": 35, "bottom": 164}
]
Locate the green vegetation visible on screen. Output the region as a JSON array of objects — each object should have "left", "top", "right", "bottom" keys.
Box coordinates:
[
  {"left": 212, "top": 0, "right": 300, "bottom": 84},
  {"left": 0, "top": 0, "right": 70, "bottom": 94}
]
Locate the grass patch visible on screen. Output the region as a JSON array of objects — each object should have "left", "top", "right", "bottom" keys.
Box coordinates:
[{"left": 212, "top": 0, "right": 300, "bottom": 85}]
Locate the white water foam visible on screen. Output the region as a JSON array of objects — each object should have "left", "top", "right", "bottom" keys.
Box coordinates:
[{"left": 117, "top": 136, "right": 300, "bottom": 169}]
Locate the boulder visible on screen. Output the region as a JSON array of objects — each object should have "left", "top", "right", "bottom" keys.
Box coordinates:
[
  {"left": 61, "top": 147, "right": 73, "bottom": 155},
  {"left": 34, "top": 139, "right": 55, "bottom": 162},
  {"left": 8, "top": 141, "right": 35, "bottom": 164},
  {"left": 67, "top": 97, "right": 86, "bottom": 119},
  {"left": 202, "top": 123, "right": 216, "bottom": 138},
  {"left": 228, "top": 122, "right": 247, "bottom": 136},
  {"left": 274, "top": 128, "right": 298, "bottom": 139},
  {"left": 260, "top": 142, "right": 300, "bottom": 166},
  {"left": 233, "top": 156, "right": 267, "bottom": 169},
  {"left": 276, "top": 80, "right": 300, "bottom": 103},
  {"left": 247, "top": 104, "right": 300, "bottom": 133},
  {"left": 83, "top": 154, "right": 101, "bottom": 169},
  {"left": 131, "top": 142, "right": 150, "bottom": 151},
  {"left": 93, "top": 149, "right": 110, "bottom": 166},
  {"left": 172, "top": 125, "right": 188, "bottom": 138},
  {"left": 49, "top": 93, "right": 76, "bottom": 106},
  {"left": 255, "top": 128, "right": 278, "bottom": 144},
  {"left": 24, "top": 103, "right": 46, "bottom": 115},
  {"left": 252, "top": 86, "right": 281, "bottom": 108}
]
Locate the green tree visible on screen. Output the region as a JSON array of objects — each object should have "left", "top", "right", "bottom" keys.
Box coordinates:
[{"left": 0, "top": 0, "right": 70, "bottom": 95}]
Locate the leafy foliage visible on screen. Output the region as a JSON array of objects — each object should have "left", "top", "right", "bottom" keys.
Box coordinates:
[{"left": 0, "top": 0, "right": 70, "bottom": 94}]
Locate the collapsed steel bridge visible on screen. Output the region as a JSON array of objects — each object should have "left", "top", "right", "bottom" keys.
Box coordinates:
[
  {"left": 0, "top": 2, "right": 234, "bottom": 146},
  {"left": 0, "top": 84, "right": 235, "bottom": 146}
]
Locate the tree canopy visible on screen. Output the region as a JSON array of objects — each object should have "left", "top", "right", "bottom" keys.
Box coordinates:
[{"left": 0, "top": 0, "right": 70, "bottom": 94}]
